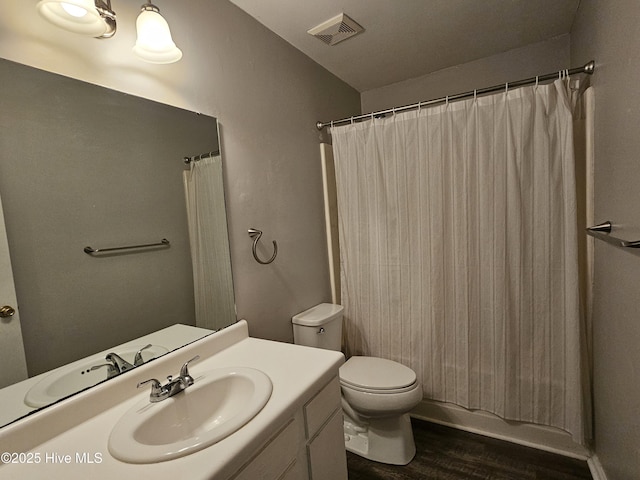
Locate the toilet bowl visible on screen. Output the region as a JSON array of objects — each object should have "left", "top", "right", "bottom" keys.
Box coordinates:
[
  {"left": 339, "top": 356, "right": 422, "bottom": 464},
  {"left": 292, "top": 303, "right": 422, "bottom": 465}
]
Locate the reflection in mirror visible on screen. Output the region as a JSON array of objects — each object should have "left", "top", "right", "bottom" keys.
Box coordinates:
[{"left": 0, "top": 59, "right": 236, "bottom": 427}]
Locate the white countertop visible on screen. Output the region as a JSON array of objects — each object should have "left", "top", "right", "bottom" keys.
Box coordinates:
[{"left": 0, "top": 320, "right": 344, "bottom": 480}]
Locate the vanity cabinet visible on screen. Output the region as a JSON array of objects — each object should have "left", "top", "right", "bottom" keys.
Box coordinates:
[
  {"left": 0, "top": 322, "right": 347, "bottom": 480},
  {"left": 230, "top": 376, "right": 347, "bottom": 480}
]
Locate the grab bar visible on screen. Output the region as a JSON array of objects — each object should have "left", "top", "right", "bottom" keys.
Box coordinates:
[
  {"left": 84, "top": 238, "right": 171, "bottom": 255},
  {"left": 586, "top": 221, "right": 640, "bottom": 248}
]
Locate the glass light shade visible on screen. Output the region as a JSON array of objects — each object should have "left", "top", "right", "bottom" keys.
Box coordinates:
[
  {"left": 133, "top": 8, "right": 182, "bottom": 64},
  {"left": 37, "top": 0, "right": 109, "bottom": 37}
]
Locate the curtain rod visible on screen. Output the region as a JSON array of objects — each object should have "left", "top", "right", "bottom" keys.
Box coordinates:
[
  {"left": 183, "top": 150, "right": 220, "bottom": 165},
  {"left": 316, "top": 60, "right": 595, "bottom": 130}
]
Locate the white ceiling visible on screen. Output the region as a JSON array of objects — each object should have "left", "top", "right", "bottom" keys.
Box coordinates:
[{"left": 228, "top": 0, "right": 580, "bottom": 92}]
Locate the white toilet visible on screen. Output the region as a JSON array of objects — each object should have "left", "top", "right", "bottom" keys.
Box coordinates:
[{"left": 292, "top": 303, "right": 422, "bottom": 465}]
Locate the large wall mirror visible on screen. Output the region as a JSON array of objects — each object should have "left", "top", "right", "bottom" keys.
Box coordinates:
[{"left": 0, "top": 59, "right": 236, "bottom": 427}]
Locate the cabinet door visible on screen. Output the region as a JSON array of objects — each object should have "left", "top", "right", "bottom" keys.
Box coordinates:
[
  {"left": 304, "top": 377, "right": 341, "bottom": 439},
  {"left": 233, "top": 419, "right": 299, "bottom": 480},
  {"left": 279, "top": 460, "right": 306, "bottom": 480},
  {"left": 307, "top": 409, "right": 348, "bottom": 480}
]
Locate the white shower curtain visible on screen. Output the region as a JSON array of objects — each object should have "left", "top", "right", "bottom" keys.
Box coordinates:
[
  {"left": 331, "top": 79, "right": 591, "bottom": 445},
  {"left": 183, "top": 155, "right": 235, "bottom": 331}
]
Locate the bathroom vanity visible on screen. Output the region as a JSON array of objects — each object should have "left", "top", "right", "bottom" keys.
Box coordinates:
[{"left": 0, "top": 321, "right": 347, "bottom": 479}]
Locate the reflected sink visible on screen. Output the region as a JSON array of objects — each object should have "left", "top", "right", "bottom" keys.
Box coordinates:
[
  {"left": 108, "top": 366, "right": 273, "bottom": 464},
  {"left": 24, "top": 344, "right": 168, "bottom": 407}
]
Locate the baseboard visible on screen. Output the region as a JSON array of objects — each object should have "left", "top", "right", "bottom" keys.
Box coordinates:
[
  {"left": 411, "top": 399, "right": 591, "bottom": 460},
  {"left": 587, "top": 455, "right": 609, "bottom": 480}
]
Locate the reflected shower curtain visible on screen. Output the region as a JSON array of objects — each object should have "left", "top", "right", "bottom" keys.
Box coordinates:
[
  {"left": 183, "top": 156, "right": 235, "bottom": 331},
  {"left": 331, "top": 79, "right": 591, "bottom": 444}
]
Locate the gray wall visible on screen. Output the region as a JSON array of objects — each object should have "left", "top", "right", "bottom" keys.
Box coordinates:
[
  {"left": 572, "top": 2, "right": 640, "bottom": 478},
  {"left": 0, "top": 0, "right": 360, "bottom": 345},
  {"left": 361, "top": 35, "right": 570, "bottom": 113},
  {"left": 194, "top": 1, "right": 360, "bottom": 342}
]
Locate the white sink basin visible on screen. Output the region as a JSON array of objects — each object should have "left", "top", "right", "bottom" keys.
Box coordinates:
[
  {"left": 108, "top": 366, "right": 273, "bottom": 464},
  {"left": 24, "top": 344, "right": 168, "bottom": 407}
]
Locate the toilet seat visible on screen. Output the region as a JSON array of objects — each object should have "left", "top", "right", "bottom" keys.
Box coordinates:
[
  {"left": 341, "top": 381, "right": 418, "bottom": 394},
  {"left": 340, "top": 356, "right": 417, "bottom": 393}
]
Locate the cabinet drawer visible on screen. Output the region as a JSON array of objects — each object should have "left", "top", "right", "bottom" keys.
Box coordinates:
[
  {"left": 304, "top": 376, "right": 341, "bottom": 439},
  {"left": 232, "top": 418, "right": 299, "bottom": 480}
]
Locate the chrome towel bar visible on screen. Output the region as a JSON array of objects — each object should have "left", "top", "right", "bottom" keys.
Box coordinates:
[
  {"left": 586, "top": 221, "right": 640, "bottom": 248},
  {"left": 84, "top": 238, "right": 171, "bottom": 255}
]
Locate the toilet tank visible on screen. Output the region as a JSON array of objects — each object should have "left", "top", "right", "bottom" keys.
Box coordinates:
[{"left": 292, "top": 303, "right": 343, "bottom": 351}]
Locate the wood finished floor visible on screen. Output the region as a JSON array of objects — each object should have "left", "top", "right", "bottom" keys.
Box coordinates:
[{"left": 346, "top": 419, "right": 592, "bottom": 480}]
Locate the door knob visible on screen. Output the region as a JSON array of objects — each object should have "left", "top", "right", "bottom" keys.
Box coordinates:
[{"left": 0, "top": 305, "right": 16, "bottom": 318}]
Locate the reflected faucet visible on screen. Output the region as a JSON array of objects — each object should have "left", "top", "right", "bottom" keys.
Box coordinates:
[
  {"left": 90, "top": 353, "right": 134, "bottom": 379},
  {"left": 138, "top": 355, "right": 200, "bottom": 403},
  {"left": 90, "top": 344, "right": 154, "bottom": 381},
  {"left": 105, "top": 352, "right": 135, "bottom": 373}
]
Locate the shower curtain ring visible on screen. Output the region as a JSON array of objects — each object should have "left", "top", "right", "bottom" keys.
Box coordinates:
[{"left": 248, "top": 228, "right": 278, "bottom": 265}]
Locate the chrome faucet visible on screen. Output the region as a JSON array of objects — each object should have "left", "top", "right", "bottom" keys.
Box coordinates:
[
  {"left": 137, "top": 355, "right": 200, "bottom": 403},
  {"left": 105, "top": 352, "right": 135, "bottom": 373},
  {"left": 90, "top": 344, "right": 154, "bottom": 380}
]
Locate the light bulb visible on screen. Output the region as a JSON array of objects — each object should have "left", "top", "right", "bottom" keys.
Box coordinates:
[
  {"left": 37, "top": 0, "right": 109, "bottom": 37},
  {"left": 61, "top": 2, "right": 88, "bottom": 18}
]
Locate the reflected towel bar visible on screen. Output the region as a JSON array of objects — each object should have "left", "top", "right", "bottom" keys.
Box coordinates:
[
  {"left": 586, "top": 221, "right": 640, "bottom": 248},
  {"left": 84, "top": 238, "right": 171, "bottom": 255}
]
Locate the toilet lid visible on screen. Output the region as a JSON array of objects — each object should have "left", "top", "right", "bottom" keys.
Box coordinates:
[{"left": 339, "top": 356, "right": 416, "bottom": 391}]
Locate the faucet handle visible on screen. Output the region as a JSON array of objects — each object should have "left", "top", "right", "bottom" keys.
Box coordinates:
[
  {"left": 180, "top": 355, "right": 200, "bottom": 386},
  {"left": 137, "top": 378, "right": 167, "bottom": 402},
  {"left": 134, "top": 344, "right": 153, "bottom": 366},
  {"left": 91, "top": 363, "right": 119, "bottom": 379}
]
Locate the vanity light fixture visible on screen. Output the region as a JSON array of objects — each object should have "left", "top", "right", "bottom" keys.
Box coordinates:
[
  {"left": 133, "top": 3, "right": 182, "bottom": 64},
  {"left": 36, "top": 0, "right": 182, "bottom": 64}
]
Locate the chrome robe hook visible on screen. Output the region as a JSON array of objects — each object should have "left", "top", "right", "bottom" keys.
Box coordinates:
[{"left": 248, "top": 228, "right": 278, "bottom": 265}]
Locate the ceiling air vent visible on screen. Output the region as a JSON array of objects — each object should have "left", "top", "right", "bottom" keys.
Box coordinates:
[{"left": 307, "top": 13, "right": 364, "bottom": 46}]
